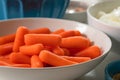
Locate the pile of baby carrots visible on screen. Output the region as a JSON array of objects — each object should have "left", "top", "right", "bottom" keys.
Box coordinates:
[{"left": 0, "top": 26, "right": 102, "bottom": 68}]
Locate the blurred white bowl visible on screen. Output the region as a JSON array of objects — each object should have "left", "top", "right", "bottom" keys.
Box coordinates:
[
  {"left": 0, "top": 18, "right": 111, "bottom": 80},
  {"left": 87, "top": 0, "right": 120, "bottom": 42},
  {"left": 63, "top": 0, "right": 88, "bottom": 23}
]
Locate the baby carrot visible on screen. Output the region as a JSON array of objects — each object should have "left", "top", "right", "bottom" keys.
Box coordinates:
[
  {"left": 68, "top": 48, "right": 82, "bottom": 56},
  {"left": 74, "top": 30, "right": 81, "bottom": 36},
  {"left": 0, "top": 42, "right": 13, "bottom": 55},
  {"left": 13, "top": 26, "right": 29, "bottom": 52},
  {"left": 10, "top": 52, "right": 31, "bottom": 64},
  {"left": 60, "top": 36, "right": 90, "bottom": 49},
  {"left": 30, "top": 27, "right": 51, "bottom": 34},
  {"left": 0, "top": 60, "right": 10, "bottom": 66},
  {"left": 0, "top": 54, "right": 11, "bottom": 59},
  {"left": 59, "top": 30, "right": 75, "bottom": 38},
  {"left": 62, "top": 56, "right": 91, "bottom": 63},
  {"left": 52, "top": 29, "right": 65, "bottom": 34},
  {"left": 0, "top": 27, "right": 50, "bottom": 45},
  {"left": 0, "top": 57, "right": 12, "bottom": 66},
  {"left": 75, "top": 45, "right": 102, "bottom": 59},
  {"left": 31, "top": 55, "right": 44, "bottom": 68},
  {"left": 0, "top": 34, "right": 15, "bottom": 45},
  {"left": 24, "top": 34, "right": 62, "bottom": 46},
  {"left": 52, "top": 46, "right": 64, "bottom": 56},
  {"left": 39, "top": 50, "right": 77, "bottom": 67},
  {"left": 10, "top": 64, "right": 31, "bottom": 68},
  {"left": 19, "top": 44, "right": 44, "bottom": 56},
  {"left": 44, "top": 46, "right": 54, "bottom": 51},
  {"left": 62, "top": 48, "right": 70, "bottom": 56}
]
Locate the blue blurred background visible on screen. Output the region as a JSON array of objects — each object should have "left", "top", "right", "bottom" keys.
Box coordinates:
[{"left": 0, "top": 0, "right": 70, "bottom": 20}]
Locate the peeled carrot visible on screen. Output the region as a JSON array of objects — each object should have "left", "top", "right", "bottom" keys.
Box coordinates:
[
  {"left": 0, "top": 27, "right": 50, "bottom": 45},
  {"left": 52, "top": 29, "right": 65, "bottom": 34},
  {"left": 74, "top": 30, "right": 81, "bottom": 36},
  {"left": 24, "top": 34, "right": 62, "bottom": 46},
  {"left": 10, "top": 52, "right": 31, "bottom": 64},
  {"left": 0, "top": 34, "right": 15, "bottom": 45},
  {"left": 68, "top": 48, "right": 82, "bottom": 56},
  {"left": 0, "top": 42, "right": 13, "bottom": 55},
  {"left": 19, "top": 44, "right": 44, "bottom": 56},
  {"left": 62, "top": 56, "right": 91, "bottom": 63},
  {"left": 59, "top": 30, "right": 75, "bottom": 38},
  {"left": 62, "top": 48, "right": 70, "bottom": 56},
  {"left": 13, "top": 26, "right": 29, "bottom": 52},
  {"left": 31, "top": 55, "right": 44, "bottom": 68},
  {"left": 44, "top": 46, "right": 54, "bottom": 51},
  {"left": 10, "top": 64, "right": 31, "bottom": 68},
  {"left": 0, "top": 60, "right": 10, "bottom": 66},
  {"left": 52, "top": 46, "right": 64, "bottom": 56},
  {"left": 39, "top": 50, "right": 77, "bottom": 67},
  {"left": 0, "top": 56, "right": 12, "bottom": 66},
  {"left": 0, "top": 55, "right": 31, "bottom": 68},
  {"left": 0, "top": 54, "right": 11, "bottom": 59},
  {"left": 30, "top": 27, "right": 51, "bottom": 34},
  {"left": 75, "top": 45, "right": 101, "bottom": 59},
  {"left": 60, "top": 36, "right": 90, "bottom": 49}
]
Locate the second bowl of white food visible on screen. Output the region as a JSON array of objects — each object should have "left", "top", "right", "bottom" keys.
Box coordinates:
[{"left": 87, "top": 0, "right": 120, "bottom": 42}]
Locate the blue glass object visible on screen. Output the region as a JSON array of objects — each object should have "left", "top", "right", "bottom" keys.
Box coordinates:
[
  {"left": 105, "top": 60, "right": 120, "bottom": 80},
  {"left": 0, "top": 0, "right": 69, "bottom": 20},
  {"left": 22, "top": 0, "right": 43, "bottom": 17},
  {"left": 6, "top": 0, "right": 23, "bottom": 19},
  {"left": 0, "top": 0, "right": 7, "bottom": 20}
]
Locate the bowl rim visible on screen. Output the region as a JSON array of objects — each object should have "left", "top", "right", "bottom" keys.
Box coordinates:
[
  {"left": 0, "top": 18, "right": 112, "bottom": 70},
  {"left": 87, "top": 0, "right": 120, "bottom": 29}
]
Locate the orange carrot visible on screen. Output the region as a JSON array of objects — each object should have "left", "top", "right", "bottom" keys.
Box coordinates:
[
  {"left": 52, "top": 46, "right": 64, "bottom": 56},
  {"left": 60, "top": 36, "right": 90, "bottom": 49},
  {"left": 0, "top": 42, "right": 13, "bottom": 55},
  {"left": 44, "top": 46, "right": 54, "bottom": 51},
  {"left": 75, "top": 45, "right": 102, "bottom": 59},
  {"left": 10, "top": 52, "right": 31, "bottom": 64},
  {"left": 74, "top": 30, "right": 81, "bottom": 36},
  {"left": 0, "top": 60, "right": 10, "bottom": 66},
  {"left": 19, "top": 44, "right": 44, "bottom": 56},
  {"left": 0, "top": 55, "right": 10, "bottom": 60},
  {"left": 13, "top": 26, "right": 29, "bottom": 52},
  {"left": 0, "top": 27, "right": 50, "bottom": 45},
  {"left": 62, "top": 56, "right": 91, "bottom": 63},
  {"left": 0, "top": 57, "right": 12, "bottom": 66},
  {"left": 59, "top": 30, "right": 75, "bottom": 38},
  {"left": 62, "top": 48, "right": 70, "bottom": 56},
  {"left": 30, "top": 27, "right": 51, "bottom": 34},
  {"left": 68, "top": 48, "right": 82, "bottom": 56},
  {"left": 52, "top": 29, "right": 65, "bottom": 34},
  {"left": 39, "top": 50, "right": 78, "bottom": 67},
  {"left": 10, "top": 64, "right": 31, "bottom": 68},
  {"left": 31, "top": 55, "right": 44, "bottom": 68},
  {"left": 0, "top": 55, "right": 30, "bottom": 68},
  {"left": 0, "top": 54, "right": 11, "bottom": 59},
  {"left": 0, "top": 34, "right": 15, "bottom": 45},
  {"left": 24, "top": 34, "right": 62, "bottom": 46}
]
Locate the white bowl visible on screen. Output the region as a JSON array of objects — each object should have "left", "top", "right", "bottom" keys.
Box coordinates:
[
  {"left": 0, "top": 18, "right": 111, "bottom": 80},
  {"left": 87, "top": 0, "right": 120, "bottom": 42},
  {"left": 63, "top": 0, "right": 88, "bottom": 23}
]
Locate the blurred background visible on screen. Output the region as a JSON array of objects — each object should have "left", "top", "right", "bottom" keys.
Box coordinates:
[
  {"left": 0, "top": 0, "right": 111, "bottom": 21},
  {"left": 0, "top": 0, "right": 69, "bottom": 20},
  {"left": 63, "top": 0, "right": 112, "bottom": 23}
]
